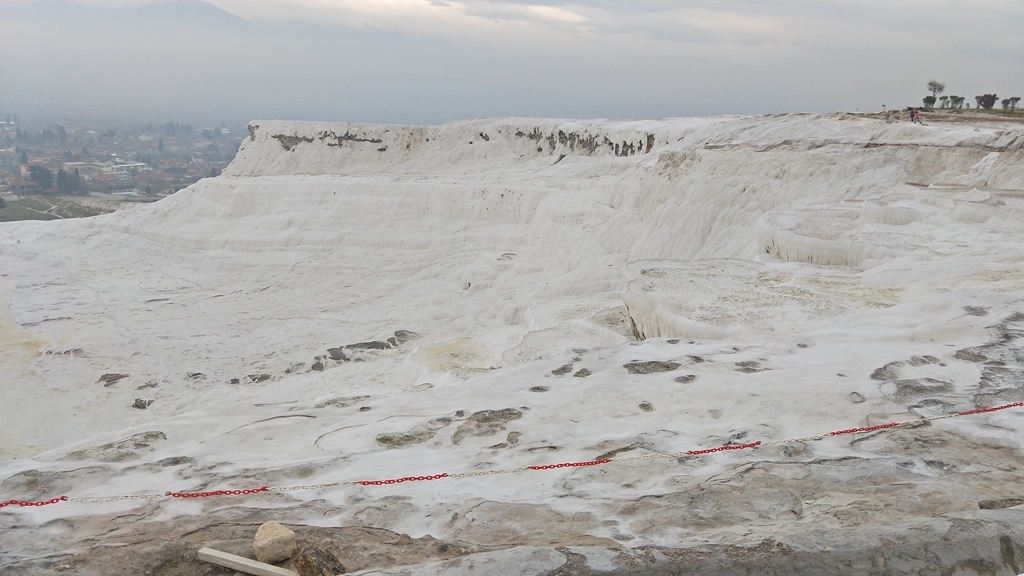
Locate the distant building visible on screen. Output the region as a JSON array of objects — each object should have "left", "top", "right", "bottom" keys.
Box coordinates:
[{"left": 112, "top": 162, "right": 148, "bottom": 175}]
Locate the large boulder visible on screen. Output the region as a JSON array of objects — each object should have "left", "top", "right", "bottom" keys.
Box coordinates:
[{"left": 252, "top": 521, "right": 296, "bottom": 564}]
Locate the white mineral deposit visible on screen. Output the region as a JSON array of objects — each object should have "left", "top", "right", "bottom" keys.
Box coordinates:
[{"left": 2, "top": 113, "right": 1022, "bottom": 575}]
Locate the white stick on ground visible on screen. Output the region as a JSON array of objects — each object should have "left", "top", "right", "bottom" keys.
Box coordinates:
[{"left": 197, "top": 547, "right": 298, "bottom": 576}]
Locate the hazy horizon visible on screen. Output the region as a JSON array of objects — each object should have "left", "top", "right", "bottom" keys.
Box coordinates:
[{"left": 2, "top": 0, "right": 1022, "bottom": 127}]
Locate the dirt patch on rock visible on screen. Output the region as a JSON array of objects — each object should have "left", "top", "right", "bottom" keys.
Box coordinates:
[
  {"left": 451, "top": 409, "right": 523, "bottom": 444},
  {"left": 623, "top": 361, "right": 680, "bottom": 374}
]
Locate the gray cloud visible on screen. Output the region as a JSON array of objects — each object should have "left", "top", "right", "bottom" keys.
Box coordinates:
[{"left": 1, "top": 0, "right": 1021, "bottom": 126}]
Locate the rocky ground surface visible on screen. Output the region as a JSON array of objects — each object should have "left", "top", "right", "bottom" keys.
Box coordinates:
[{"left": 4, "top": 500, "right": 1023, "bottom": 575}]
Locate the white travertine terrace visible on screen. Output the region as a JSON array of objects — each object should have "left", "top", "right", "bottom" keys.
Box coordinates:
[{"left": 2, "top": 113, "right": 1023, "bottom": 575}]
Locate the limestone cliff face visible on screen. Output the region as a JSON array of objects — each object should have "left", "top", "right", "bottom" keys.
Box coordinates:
[
  {"left": 226, "top": 118, "right": 665, "bottom": 178},
  {"left": 227, "top": 115, "right": 1024, "bottom": 188},
  {"left": 200, "top": 115, "right": 1024, "bottom": 274}
]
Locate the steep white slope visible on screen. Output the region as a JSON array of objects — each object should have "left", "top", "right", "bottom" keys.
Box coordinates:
[{"left": 1, "top": 114, "right": 1023, "bottom": 575}]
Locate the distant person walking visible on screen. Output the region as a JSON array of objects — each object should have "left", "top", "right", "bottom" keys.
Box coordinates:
[{"left": 912, "top": 109, "right": 922, "bottom": 124}]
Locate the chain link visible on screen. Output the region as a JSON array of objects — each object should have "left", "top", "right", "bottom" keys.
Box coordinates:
[
  {"left": 0, "top": 496, "right": 69, "bottom": 508},
  {"left": 358, "top": 474, "right": 448, "bottom": 486},
  {"left": 449, "top": 468, "right": 531, "bottom": 478},
  {"left": 269, "top": 481, "right": 361, "bottom": 492},
  {"left": 761, "top": 434, "right": 828, "bottom": 445},
  {"left": 608, "top": 453, "right": 676, "bottom": 463},
  {"left": 166, "top": 486, "right": 268, "bottom": 499},
  {"left": 66, "top": 494, "right": 163, "bottom": 504}
]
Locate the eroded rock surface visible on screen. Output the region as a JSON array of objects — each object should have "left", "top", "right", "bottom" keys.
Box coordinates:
[
  {"left": 452, "top": 409, "right": 523, "bottom": 445},
  {"left": 62, "top": 431, "right": 167, "bottom": 462}
]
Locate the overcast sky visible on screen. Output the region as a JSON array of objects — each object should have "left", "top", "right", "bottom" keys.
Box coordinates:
[{"left": 1, "top": 0, "right": 1022, "bottom": 126}]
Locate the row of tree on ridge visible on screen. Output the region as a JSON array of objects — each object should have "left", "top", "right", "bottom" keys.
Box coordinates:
[{"left": 924, "top": 80, "right": 1019, "bottom": 111}]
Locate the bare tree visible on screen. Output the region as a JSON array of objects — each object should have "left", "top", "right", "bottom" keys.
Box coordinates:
[{"left": 927, "top": 80, "right": 946, "bottom": 98}]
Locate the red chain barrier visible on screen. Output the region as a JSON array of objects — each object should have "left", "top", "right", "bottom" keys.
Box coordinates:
[
  {"left": 959, "top": 402, "right": 1024, "bottom": 416},
  {"left": 0, "top": 496, "right": 68, "bottom": 508},
  {"left": 165, "top": 486, "right": 268, "bottom": 498},
  {"left": 686, "top": 441, "right": 762, "bottom": 455},
  {"left": 528, "top": 459, "right": 612, "bottom": 471},
  {"left": 3, "top": 404, "right": 1022, "bottom": 507},
  {"left": 359, "top": 473, "right": 448, "bottom": 486},
  {"left": 829, "top": 422, "right": 900, "bottom": 436}
]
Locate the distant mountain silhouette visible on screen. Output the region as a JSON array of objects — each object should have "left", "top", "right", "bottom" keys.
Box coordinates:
[{"left": 4, "top": 0, "right": 252, "bottom": 30}]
